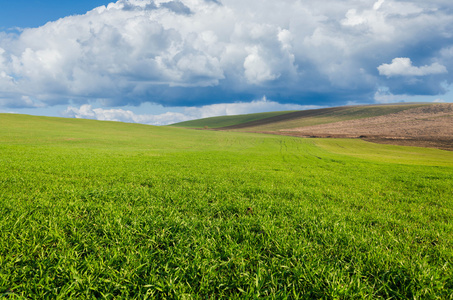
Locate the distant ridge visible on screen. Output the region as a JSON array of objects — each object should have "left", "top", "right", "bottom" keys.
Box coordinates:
[
  {"left": 217, "top": 106, "right": 349, "bottom": 130},
  {"left": 171, "top": 103, "right": 453, "bottom": 150},
  {"left": 171, "top": 103, "right": 428, "bottom": 131},
  {"left": 169, "top": 110, "right": 297, "bottom": 129}
]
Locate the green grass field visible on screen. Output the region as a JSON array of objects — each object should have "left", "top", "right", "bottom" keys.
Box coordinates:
[{"left": 1, "top": 114, "right": 453, "bottom": 299}]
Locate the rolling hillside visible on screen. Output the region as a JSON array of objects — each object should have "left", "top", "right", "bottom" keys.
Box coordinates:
[
  {"left": 171, "top": 103, "right": 453, "bottom": 150},
  {"left": 219, "top": 104, "right": 430, "bottom": 131},
  {"left": 1, "top": 113, "right": 453, "bottom": 298},
  {"left": 169, "top": 110, "right": 297, "bottom": 129}
]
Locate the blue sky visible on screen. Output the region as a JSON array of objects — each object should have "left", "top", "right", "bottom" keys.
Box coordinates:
[
  {"left": 0, "top": 0, "right": 112, "bottom": 29},
  {"left": 0, "top": 0, "right": 452, "bottom": 125}
]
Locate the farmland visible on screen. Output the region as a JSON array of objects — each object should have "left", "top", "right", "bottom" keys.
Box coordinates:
[
  {"left": 1, "top": 113, "right": 453, "bottom": 298},
  {"left": 173, "top": 103, "right": 453, "bottom": 151},
  {"left": 172, "top": 104, "right": 429, "bottom": 131}
]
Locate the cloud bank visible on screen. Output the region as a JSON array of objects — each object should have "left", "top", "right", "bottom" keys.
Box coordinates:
[
  {"left": 0, "top": 0, "right": 452, "bottom": 113},
  {"left": 64, "top": 97, "right": 318, "bottom": 125}
]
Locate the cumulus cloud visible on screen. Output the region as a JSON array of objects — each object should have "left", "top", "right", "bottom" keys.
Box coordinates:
[
  {"left": 373, "top": 87, "right": 410, "bottom": 104},
  {"left": 64, "top": 97, "right": 319, "bottom": 125},
  {"left": 183, "top": 97, "right": 319, "bottom": 119},
  {"left": 378, "top": 58, "right": 448, "bottom": 77},
  {"left": 64, "top": 104, "right": 190, "bottom": 125},
  {"left": 243, "top": 46, "right": 279, "bottom": 84},
  {"left": 0, "top": 0, "right": 452, "bottom": 110}
]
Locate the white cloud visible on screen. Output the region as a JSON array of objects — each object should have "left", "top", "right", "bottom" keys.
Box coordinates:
[
  {"left": 373, "top": 88, "right": 410, "bottom": 104},
  {"left": 373, "top": 85, "right": 453, "bottom": 104},
  {"left": 378, "top": 57, "right": 448, "bottom": 77},
  {"left": 0, "top": 0, "right": 452, "bottom": 109},
  {"left": 64, "top": 104, "right": 191, "bottom": 125},
  {"left": 64, "top": 97, "right": 320, "bottom": 125},
  {"left": 184, "top": 97, "right": 319, "bottom": 119},
  {"left": 373, "top": 0, "right": 385, "bottom": 11},
  {"left": 243, "top": 46, "right": 279, "bottom": 84}
]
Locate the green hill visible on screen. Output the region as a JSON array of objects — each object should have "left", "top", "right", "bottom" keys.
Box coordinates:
[
  {"left": 1, "top": 113, "right": 453, "bottom": 298},
  {"left": 220, "top": 103, "right": 430, "bottom": 131},
  {"left": 169, "top": 110, "right": 297, "bottom": 128},
  {"left": 170, "top": 103, "right": 430, "bottom": 131}
]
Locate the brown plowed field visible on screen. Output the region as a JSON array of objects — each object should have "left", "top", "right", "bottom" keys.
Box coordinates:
[{"left": 273, "top": 104, "right": 453, "bottom": 151}]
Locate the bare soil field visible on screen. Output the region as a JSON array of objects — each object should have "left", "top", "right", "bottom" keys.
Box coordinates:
[{"left": 273, "top": 104, "right": 453, "bottom": 151}]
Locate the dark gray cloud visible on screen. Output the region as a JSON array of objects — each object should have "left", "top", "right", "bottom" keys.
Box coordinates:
[
  {"left": 160, "top": 1, "right": 192, "bottom": 15},
  {"left": 204, "top": 0, "right": 221, "bottom": 4}
]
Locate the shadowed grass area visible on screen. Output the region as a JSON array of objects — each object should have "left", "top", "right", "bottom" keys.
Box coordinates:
[
  {"left": 169, "top": 110, "right": 297, "bottom": 129},
  {"left": 1, "top": 113, "right": 452, "bottom": 298}
]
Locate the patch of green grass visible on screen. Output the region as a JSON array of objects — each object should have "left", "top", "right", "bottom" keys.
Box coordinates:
[
  {"left": 169, "top": 111, "right": 297, "bottom": 128},
  {"left": 1, "top": 114, "right": 453, "bottom": 298},
  {"left": 315, "top": 138, "right": 453, "bottom": 167}
]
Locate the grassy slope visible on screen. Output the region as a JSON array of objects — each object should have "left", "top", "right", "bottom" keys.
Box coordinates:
[
  {"left": 169, "top": 110, "right": 297, "bottom": 128},
  {"left": 223, "top": 104, "right": 430, "bottom": 131},
  {"left": 170, "top": 103, "right": 430, "bottom": 131},
  {"left": 1, "top": 114, "right": 453, "bottom": 298}
]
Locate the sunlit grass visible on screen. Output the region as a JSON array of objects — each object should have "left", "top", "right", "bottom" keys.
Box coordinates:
[
  {"left": 315, "top": 138, "right": 453, "bottom": 167},
  {"left": 1, "top": 114, "right": 452, "bottom": 298}
]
